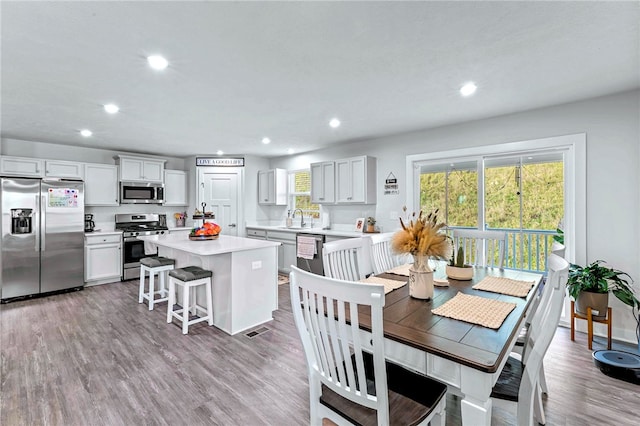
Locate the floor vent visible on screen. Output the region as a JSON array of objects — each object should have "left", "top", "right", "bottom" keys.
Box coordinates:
[{"left": 245, "top": 326, "right": 270, "bottom": 338}]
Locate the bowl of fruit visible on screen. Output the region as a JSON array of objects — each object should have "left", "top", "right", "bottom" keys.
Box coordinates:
[{"left": 189, "top": 222, "right": 221, "bottom": 240}]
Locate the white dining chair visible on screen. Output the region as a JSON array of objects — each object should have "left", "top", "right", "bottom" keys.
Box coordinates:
[
  {"left": 514, "top": 239, "right": 566, "bottom": 395},
  {"left": 551, "top": 240, "right": 565, "bottom": 258},
  {"left": 322, "top": 237, "right": 373, "bottom": 281},
  {"left": 451, "top": 229, "right": 507, "bottom": 269},
  {"left": 289, "top": 266, "right": 447, "bottom": 426},
  {"left": 492, "top": 253, "right": 569, "bottom": 426},
  {"left": 369, "top": 232, "right": 398, "bottom": 274}
]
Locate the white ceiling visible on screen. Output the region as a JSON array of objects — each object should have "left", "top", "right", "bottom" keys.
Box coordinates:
[{"left": 2, "top": 1, "right": 639, "bottom": 159}]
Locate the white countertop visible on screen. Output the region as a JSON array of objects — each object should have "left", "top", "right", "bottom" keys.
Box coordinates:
[
  {"left": 138, "top": 233, "right": 281, "bottom": 256},
  {"left": 85, "top": 230, "right": 122, "bottom": 236},
  {"left": 245, "top": 224, "right": 366, "bottom": 238}
]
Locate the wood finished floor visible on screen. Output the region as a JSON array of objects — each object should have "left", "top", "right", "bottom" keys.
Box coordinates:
[{"left": 1, "top": 279, "right": 638, "bottom": 426}]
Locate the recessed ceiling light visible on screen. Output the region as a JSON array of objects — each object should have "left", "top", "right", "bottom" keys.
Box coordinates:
[
  {"left": 262, "top": 137, "right": 271, "bottom": 145},
  {"left": 329, "top": 118, "right": 341, "bottom": 128},
  {"left": 287, "top": 148, "right": 294, "bottom": 155},
  {"left": 460, "top": 82, "right": 477, "bottom": 97},
  {"left": 147, "top": 55, "right": 168, "bottom": 70},
  {"left": 80, "top": 129, "right": 92, "bottom": 137},
  {"left": 217, "top": 150, "right": 224, "bottom": 155},
  {"left": 104, "top": 103, "right": 119, "bottom": 114}
]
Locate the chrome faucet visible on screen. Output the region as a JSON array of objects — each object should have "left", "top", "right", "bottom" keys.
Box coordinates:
[{"left": 293, "top": 208, "right": 306, "bottom": 227}]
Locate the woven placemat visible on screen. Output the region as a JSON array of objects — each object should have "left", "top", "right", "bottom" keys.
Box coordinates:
[
  {"left": 472, "top": 276, "right": 535, "bottom": 298},
  {"left": 385, "top": 263, "right": 412, "bottom": 277},
  {"left": 359, "top": 276, "right": 407, "bottom": 294},
  {"left": 431, "top": 292, "right": 516, "bottom": 329}
]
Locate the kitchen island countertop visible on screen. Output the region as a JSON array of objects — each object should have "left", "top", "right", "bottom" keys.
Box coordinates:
[{"left": 138, "top": 233, "right": 280, "bottom": 255}]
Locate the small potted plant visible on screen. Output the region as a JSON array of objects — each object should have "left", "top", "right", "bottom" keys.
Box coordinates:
[
  {"left": 567, "top": 260, "right": 638, "bottom": 323},
  {"left": 445, "top": 244, "right": 474, "bottom": 280},
  {"left": 366, "top": 217, "right": 376, "bottom": 233}
]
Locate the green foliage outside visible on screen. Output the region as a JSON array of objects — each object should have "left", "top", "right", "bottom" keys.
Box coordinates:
[
  {"left": 419, "top": 161, "right": 564, "bottom": 271},
  {"left": 292, "top": 171, "right": 320, "bottom": 219}
]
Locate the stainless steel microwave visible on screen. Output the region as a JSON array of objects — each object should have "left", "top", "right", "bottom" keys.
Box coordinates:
[{"left": 120, "top": 182, "right": 164, "bottom": 204}]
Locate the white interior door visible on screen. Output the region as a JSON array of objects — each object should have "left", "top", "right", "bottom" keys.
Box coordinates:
[{"left": 200, "top": 171, "right": 239, "bottom": 236}]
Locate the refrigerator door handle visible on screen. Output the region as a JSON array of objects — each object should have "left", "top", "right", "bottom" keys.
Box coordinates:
[
  {"left": 35, "top": 194, "right": 40, "bottom": 252},
  {"left": 40, "top": 195, "right": 46, "bottom": 252}
]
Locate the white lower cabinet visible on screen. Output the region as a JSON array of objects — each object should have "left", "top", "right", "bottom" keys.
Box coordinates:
[
  {"left": 85, "top": 233, "right": 122, "bottom": 285},
  {"left": 266, "top": 231, "right": 296, "bottom": 274}
]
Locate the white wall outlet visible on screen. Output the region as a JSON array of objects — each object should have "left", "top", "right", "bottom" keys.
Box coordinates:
[
  {"left": 390, "top": 211, "right": 398, "bottom": 220},
  {"left": 252, "top": 260, "right": 262, "bottom": 270}
]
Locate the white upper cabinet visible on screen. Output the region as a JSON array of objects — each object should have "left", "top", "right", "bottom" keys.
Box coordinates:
[
  {"left": 84, "top": 163, "right": 119, "bottom": 206},
  {"left": 310, "top": 161, "right": 335, "bottom": 204},
  {"left": 164, "top": 169, "right": 188, "bottom": 206},
  {"left": 258, "top": 168, "right": 287, "bottom": 205},
  {"left": 0, "top": 156, "right": 44, "bottom": 177},
  {"left": 45, "top": 160, "right": 84, "bottom": 179},
  {"left": 117, "top": 155, "right": 165, "bottom": 182},
  {"left": 335, "top": 155, "right": 377, "bottom": 204}
]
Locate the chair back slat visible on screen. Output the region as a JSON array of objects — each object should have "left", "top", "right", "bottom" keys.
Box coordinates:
[
  {"left": 452, "top": 229, "right": 507, "bottom": 269},
  {"left": 290, "top": 267, "right": 388, "bottom": 415}
]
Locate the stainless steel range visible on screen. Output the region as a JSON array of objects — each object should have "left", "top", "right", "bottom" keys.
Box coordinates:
[{"left": 115, "top": 213, "right": 168, "bottom": 280}]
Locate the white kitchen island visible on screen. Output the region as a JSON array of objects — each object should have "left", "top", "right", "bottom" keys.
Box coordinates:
[{"left": 138, "top": 233, "right": 281, "bottom": 335}]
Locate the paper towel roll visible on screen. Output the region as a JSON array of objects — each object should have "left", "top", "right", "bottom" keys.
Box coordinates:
[{"left": 321, "top": 213, "right": 330, "bottom": 229}]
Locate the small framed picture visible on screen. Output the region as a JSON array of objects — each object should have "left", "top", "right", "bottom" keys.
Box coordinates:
[{"left": 354, "top": 217, "right": 365, "bottom": 232}]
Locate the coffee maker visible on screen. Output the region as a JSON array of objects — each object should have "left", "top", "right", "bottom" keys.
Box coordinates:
[{"left": 84, "top": 214, "right": 95, "bottom": 232}]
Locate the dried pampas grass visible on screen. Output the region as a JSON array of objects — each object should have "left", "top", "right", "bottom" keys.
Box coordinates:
[{"left": 391, "top": 209, "right": 452, "bottom": 260}]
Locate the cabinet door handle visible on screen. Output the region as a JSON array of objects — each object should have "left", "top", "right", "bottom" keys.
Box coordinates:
[{"left": 229, "top": 223, "right": 237, "bottom": 228}]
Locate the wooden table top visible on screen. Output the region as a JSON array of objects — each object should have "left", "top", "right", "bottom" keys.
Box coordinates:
[{"left": 358, "top": 266, "right": 543, "bottom": 373}]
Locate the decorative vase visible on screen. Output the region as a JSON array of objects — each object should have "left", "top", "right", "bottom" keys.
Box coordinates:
[
  {"left": 366, "top": 224, "right": 375, "bottom": 233},
  {"left": 409, "top": 254, "right": 434, "bottom": 300},
  {"left": 445, "top": 265, "right": 474, "bottom": 281},
  {"left": 575, "top": 291, "right": 609, "bottom": 320}
]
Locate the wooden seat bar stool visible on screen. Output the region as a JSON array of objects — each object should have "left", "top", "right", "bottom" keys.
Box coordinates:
[
  {"left": 570, "top": 300, "right": 612, "bottom": 350},
  {"left": 139, "top": 256, "right": 175, "bottom": 310},
  {"left": 167, "top": 266, "right": 213, "bottom": 334}
]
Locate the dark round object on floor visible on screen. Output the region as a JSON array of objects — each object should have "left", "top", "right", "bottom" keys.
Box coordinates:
[{"left": 592, "top": 350, "right": 640, "bottom": 385}]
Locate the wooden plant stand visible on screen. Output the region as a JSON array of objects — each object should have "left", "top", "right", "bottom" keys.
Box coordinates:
[{"left": 570, "top": 300, "right": 612, "bottom": 350}]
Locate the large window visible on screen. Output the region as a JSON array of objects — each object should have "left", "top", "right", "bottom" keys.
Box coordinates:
[
  {"left": 289, "top": 170, "right": 320, "bottom": 219},
  {"left": 417, "top": 151, "right": 565, "bottom": 272}
]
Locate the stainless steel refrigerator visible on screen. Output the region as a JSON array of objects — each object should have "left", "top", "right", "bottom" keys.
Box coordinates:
[{"left": 1, "top": 177, "right": 85, "bottom": 301}]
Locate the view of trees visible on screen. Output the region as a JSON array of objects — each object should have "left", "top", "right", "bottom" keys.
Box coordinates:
[{"left": 419, "top": 160, "right": 564, "bottom": 271}]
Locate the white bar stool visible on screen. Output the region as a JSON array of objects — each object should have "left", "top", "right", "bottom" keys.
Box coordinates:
[
  {"left": 139, "top": 256, "right": 175, "bottom": 310},
  {"left": 167, "top": 266, "right": 214, "bottom": 334}
]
